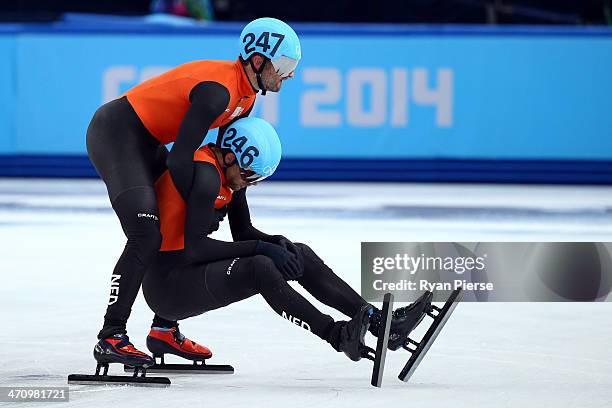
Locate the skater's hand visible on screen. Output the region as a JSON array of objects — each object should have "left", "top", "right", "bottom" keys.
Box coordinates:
[
  {"left": 274, "top": 236, "right": 304, "bottom": 276},
  {"left": 255, "top": 241, "right": 303, "bottom": 280}
]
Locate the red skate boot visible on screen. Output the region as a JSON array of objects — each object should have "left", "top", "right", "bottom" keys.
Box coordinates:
[
  {"left": 147, "top": 327, "right": 212, "bottom": 361},
  {"left": 125, "top": 326, "right": 234, "bottom": 374}
]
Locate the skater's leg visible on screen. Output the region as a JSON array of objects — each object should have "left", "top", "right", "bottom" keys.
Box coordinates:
[
  {"left": 144, "top": 255, "right": 335, "bottom": 340},
  {"left": 143, "top": 255, "right": 372, "bottom": 360},
  {"left": 86, "top": 96, "right": 168, "bottom": 339},
  {"left": 204, "top": 255, "right": 337, "bottom": 341},
  {"left": 99, "top": 187, "right": 162, "bottom": 338},
  {"left": 294, "top": 243, "right": 369, "bottom": 318},
  {"left": 147, "top": 255, "right": 336, "bottom": 341},
  {"left": 292, "top": 243, "right": 429, "bottom": 348},
  {"left": 151, "top": 314, "right": 177, "bottom": 329}
]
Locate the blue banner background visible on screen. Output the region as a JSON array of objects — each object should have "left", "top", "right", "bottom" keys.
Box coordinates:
[
  {"left": 1, "top": 22, "right": 611, "bottom": 181},
  {"left": 0, "top": 36, "right": 15, "bottom": 153}
]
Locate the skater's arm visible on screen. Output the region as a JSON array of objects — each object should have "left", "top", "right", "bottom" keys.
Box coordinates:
[
  {"left": 227, "top": 188, "right": 281, "bottom": 243},
  {"left": 228, "top": 189, "right": 304, "bottom": 273},
  {"left": 167, "top": 81, "right": 230, "bottom": 202},
  {"left": 183, "top": 162, "right": 258, "bottom": 263}
]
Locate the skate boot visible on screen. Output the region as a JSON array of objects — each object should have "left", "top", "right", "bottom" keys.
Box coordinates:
[
  {"left": 337, "top": 304, "right": 375, "bottom": 361},
  {"left": 67, "top": 335, "right": 167, "bottom": 386},
  {"left": 133, "top": 326, "right": 233, "bottom": 374},
  {"left": 369, "top": 291, "right": 433, "bottom": 351},
  {"left": 147, "top": 327, "right": 212, "bottom": 362},
  {"left": 93, "top": 334, "right": 154, "bottom": 368}
]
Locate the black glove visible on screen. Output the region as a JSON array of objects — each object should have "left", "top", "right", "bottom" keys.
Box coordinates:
[
  {"left": 207, "top": 206, "right": 227, "bottom": 234},
  {"left": 255, "top": 241, "right": 302, "bottom": 280},
  {"left": 273, "top": 236, "right": 304, "bottom": 275}
]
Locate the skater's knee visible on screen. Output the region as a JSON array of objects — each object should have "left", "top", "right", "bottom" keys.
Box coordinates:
[
  {"left": 294, "top": 242, "right": 309, "bottom": 254},
  {"left": 251, "top": 255, "right": 285, "bottom": 289},
  {"left": 293, "top": 243, "right": 325, "bottom": 281},
  {"left": 127, "top": 228, "right": 162, "bottom": 266},
  {"left": 143, "top": 229, "right": 163, "bottom": 253},
  {"left": 112, "top": 187, "right": 162, "bottom": 265},
  {"left": 295, "top": 243, "right": 318, "bottom": 262}
]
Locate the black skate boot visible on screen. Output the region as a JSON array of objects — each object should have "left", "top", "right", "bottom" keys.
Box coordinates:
[
  {"left": 67, "top": 334, "right": 168, "bottom": 386},
  {"left": 369, "top": 291, "right": 433, "bottom": 351},
  {"left": 325, "top": 294, "right": 395, "bottom": 387},
  {"left": 93, "top": 334, "right": 154, "bottom": 368},
  {"left": 335, "top": 304, "right": 375, "bottom": 361}
]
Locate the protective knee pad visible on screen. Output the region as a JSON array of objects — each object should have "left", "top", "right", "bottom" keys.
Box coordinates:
[{"left": 250, "top": 255, "right": 285, "bottom": 290}]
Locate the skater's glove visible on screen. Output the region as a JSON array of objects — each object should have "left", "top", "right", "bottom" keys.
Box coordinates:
[
  {"left": 274, "top": 236, "right": 304, "bottom": 276},
  {"left": 255, "top": 241, "right": 303, "bottom": 280},
  {"left": 207, "top": 206, "right": 228, "bottom": 234}
]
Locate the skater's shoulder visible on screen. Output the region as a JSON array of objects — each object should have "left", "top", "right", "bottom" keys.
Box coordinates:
[
  {"left": 192, "top": 156, "right": 223, "bottom": 195},
  {"left": 177, "top": 59, "right": 239, "bottom": 81}
]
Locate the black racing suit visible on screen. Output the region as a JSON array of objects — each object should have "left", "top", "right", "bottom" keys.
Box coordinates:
[
  {"left": 142, "top": 162, "right": 370, "bottom": 346},
  {"left": 86, "top": 83, "right": 250, "bottom": 339}
]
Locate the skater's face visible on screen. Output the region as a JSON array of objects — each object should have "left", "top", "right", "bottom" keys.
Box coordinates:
[
  {"left": 249, "top": 55, "right": 295, "bottom": 92},
  {"left": 223, "top": 153, "right": 257, "bottom": 191},
  {"left": 262, "top": 62, "right": 294, "bottom": 92}
]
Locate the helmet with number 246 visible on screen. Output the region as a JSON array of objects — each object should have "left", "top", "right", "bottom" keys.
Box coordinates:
[{"left": 219, "top": 117, "right": 282, "bottom": 182}]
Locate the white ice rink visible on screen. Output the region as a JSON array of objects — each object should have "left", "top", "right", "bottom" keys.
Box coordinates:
[{"left": 1, "top": 179, "right": 611, "bottom": 407}]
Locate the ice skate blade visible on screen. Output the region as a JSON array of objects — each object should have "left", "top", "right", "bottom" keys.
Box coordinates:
[
  {"left": 67, "top": 373, "right": 170, "bottom": 387},
  {"left": 371, "top": 292, "right": 394, "bottom": 388},
  {"left": 399, "top": 287, "right": 463, "bottom": 382},
  {"left": 124, "top": 362, "right": 234, "bottom": 374}
]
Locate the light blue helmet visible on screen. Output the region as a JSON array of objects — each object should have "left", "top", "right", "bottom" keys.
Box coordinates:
[
  {"left": 239, "top": 17, "right": 301, "bottom": 79},
  {"left": 219, "top": 117, "right": 281, "bottom": 181}
]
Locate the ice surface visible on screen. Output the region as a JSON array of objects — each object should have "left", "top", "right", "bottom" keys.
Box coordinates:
[{"left": 1, "top": 179, "right": 611, "bottom": 407}]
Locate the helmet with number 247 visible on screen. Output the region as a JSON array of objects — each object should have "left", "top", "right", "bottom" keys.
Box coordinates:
[{"left": 239, "top": 17, "right": 301, "bottom": 78}]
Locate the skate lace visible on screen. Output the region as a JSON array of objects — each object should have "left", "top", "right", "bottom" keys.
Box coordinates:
[
  {"left": 114, "top": 335, "right": 132, "bottom": 349},
  {"left": 172, "top": 328, "right": 200, "bottom": 349},
  {"left": 172, "top": 329, "right": 186, "bottom": 345}
]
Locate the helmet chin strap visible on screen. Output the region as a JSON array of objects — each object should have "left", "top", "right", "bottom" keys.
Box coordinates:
[{"left": 249, "top": 57, "right": 268, "bottom": 96}]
